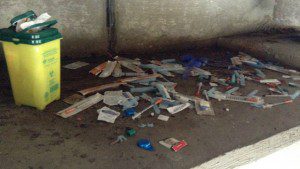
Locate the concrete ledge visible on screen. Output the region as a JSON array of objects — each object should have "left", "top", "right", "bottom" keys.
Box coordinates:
[
  {"left": 193, "top": 125, "right": 300, "bottom": 169},
  {"left": 217, "top": 34, "right": 300, "bottom": 69}
]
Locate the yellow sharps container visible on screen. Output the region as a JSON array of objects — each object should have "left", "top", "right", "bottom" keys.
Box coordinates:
[{"left": 0, "top": 27, "right": 62, "bottom": 110}]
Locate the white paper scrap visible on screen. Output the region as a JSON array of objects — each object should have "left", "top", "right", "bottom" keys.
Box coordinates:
[
  {"left": 157, "top": 115, "right": 170, "bottom": 121},
  {"left": 20, "top": 13, "right": 51, "bottom": 32},
  {"left": 97, "top": 107, "right": 120, "bottom": 123},
  {"left": 260, "top": 79, "right": 281, "bottom": 84}
]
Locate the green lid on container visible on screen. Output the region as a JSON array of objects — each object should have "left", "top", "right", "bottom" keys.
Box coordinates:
[
  {"left": 10, "top": 11, "right": 37, "bottom": 26},
  {"left": 0, "top": 27, "right": 62, "bottom": 45}
]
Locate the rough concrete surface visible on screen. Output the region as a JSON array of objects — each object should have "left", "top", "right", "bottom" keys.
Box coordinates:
[
  {"left": 115, "top": 0, "right": 275, "bottom": 53},
  {"left": 1, "top": 50, "right": 300, "bottom": 169},
  {"left": 0, "top": 0, "right": 107, "bottom": 58},
  {"left": 217, "top": 32, "right": 300, "bottom": 69},
  {"left": 274, "top": 0, "right": 300, "bottom": 29},
  {"left": 0, "top": 0, "right": 300, "bottom": 57}
]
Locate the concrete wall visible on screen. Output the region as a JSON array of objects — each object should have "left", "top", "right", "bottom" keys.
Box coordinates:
[
  {"left": 0, "top": 0, "right": 299, "bottom": 58},
  {"left": 114, "top": 0, "right": 275, "bottom": 53},
  {"left": 0, "top": 0, "right": 107, "bottom": 58},
  {"left": 274, "top": 0, "right": 300, "bottom": 29}
]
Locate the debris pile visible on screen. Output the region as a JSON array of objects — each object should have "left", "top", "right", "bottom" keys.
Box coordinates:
[{"left": 59, "top": 52, "right": 300, "bottom": 151}]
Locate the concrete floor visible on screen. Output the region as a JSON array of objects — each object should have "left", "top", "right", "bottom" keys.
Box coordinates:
[{"left": 0, "top": 50, "right": 300, "bottom": 169}]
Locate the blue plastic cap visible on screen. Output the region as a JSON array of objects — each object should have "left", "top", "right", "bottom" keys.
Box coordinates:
[
  {"left": 137, "top": 139, "right": 154, "bottom": 151},
  {"left": 123, "top": 108, "right": 136, "bottom": 117}
]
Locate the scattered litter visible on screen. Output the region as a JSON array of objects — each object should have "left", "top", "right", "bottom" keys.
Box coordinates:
[
  {"left": 137, "top": 139, "right": 154, "bottom": 151},
  {"left": 207, "top": 90, "right": 264, "bottom": 105},
  {"left": 126, "top": 127, "right": 136, "bottom": 136},
  {"left": 157, "top": 115, "right": 170, "bottom": 121},
  {"left": 195, "top": 99, "right": 215, "bottom": 116},
  {"left": 161, "top": 59, "right": 176, "bottom": 64},
  {"left": 112, "top": 61, "right": 123, "bottom": 77},
  {"left": 123, "top": 108, "right": 136, "bottom": 117},
  {"left": 264, "top": 94, "right": 291, "bottom": 98},
  {"left": 111, "top": 135, "right": 127, "bottom": 145},
  {"left": 209, "top": 82, "right": 218, "bottom": 87},
  {"left": 120, "top": 95, "right": 139, "bottom": 110},
  {"left": 63, "top": 94, "right": 84, "bottom": 105},
  {"left": 99, "top": 61, "right": 117, "bottom": 78},
  {"left": 262, "top": 100, "right": 293, "bottom": 109},
  {"left": 152, "top": 83, "right": 171, "bottom": 99},
  {"left": 56, "top": 93, "right": 103, "bottom": 118},
  {"left": 138, "top": 123, "right": 154, "bottom": 128},
  {"left": 132, "top": 98, "right": 163, "bottom": 120},
  {"left": 247, "top": 90, "right": 259, "bottom": 98},
  {"left": 225, "top": 87, "right": 240, "bottom": 95},
  {"left": 190, "top": 68, "right": 212, "bottom": 77},
  {"left": 290, "top": 90, "right": 300, "bottom": 100},
  {"left": 292, "top": 76, "right": 300, "bottom": 81},
  {"left": 103, "top": 90, "right": 127, "bottom": 106},
  {"left": 255, "top": 69, "right": 266, "bottom": 78},
  {"left": 63, "top": 61, "right": 89, "bottom": 70},
  {"left": 167, "top": 103, "right": 191, "bottom": 115},
  {"left": 231, "top": 57, "right": 243, "bottom": 66},
  {"left": 195, "top": 82, "right": 203, "bottom": 97},
  {"left": 260, "top": 79, "right": 281, "bottom": 85},
  {"left": 289, "top": 82, "right": 300, "bottom": 88},
  {"left": 138, "top": 124, "right": 147, "bottom": 128},
  {"left": 268, "top": 88, "right": 285, "bottom": 95},
  {"left": 97, "top": 107, "right": 120, "bottom": 123},
  {"left": 52, "top": 52, "right": 300, "bottom": 147},
  {"left": 282, "top": 75, "right": 290, "bottom": 79},
  {"left": 79, "top": 82, "right": 125, "bottom": 96},
  {"left": 130, "top": 86, "right": 157, "bottom": 93},
  {"left": 120, "top": 60, "right": 144, "bottom": 73},
  {"left": 89, "top": 62, "right": 106, "bottom": 75},
  {"left": 159, "top": 138, "right": 188, "bottom": 152}
]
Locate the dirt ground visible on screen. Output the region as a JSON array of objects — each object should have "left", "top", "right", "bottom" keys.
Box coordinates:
[{"left": 0, "top": 50, "right": 300, "bottom": 169}]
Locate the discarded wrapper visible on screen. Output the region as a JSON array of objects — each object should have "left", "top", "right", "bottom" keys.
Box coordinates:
[
  {"left": 99, "top": 61, "right": 117, "bottom": 78},
  {"left": 103, "top": 90, "right": 127, "bottom": 106},
  {"left": 167, "top": 103, "right": 191, "bottom": 114},
  {"left": 195, "top": 99, "right": 215, "bottom": 116},
  {"left": 97, "top": 107, "right": 120, "bottom": 123},
  {"left": 19, "top": 13, "right": 52, "bottom": 33},
  {"left": 56, "top": 93, "right": 103, "bottom": 118},
  {"left": 159, "top": 138, "right": 188, "bottom": 152}
]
